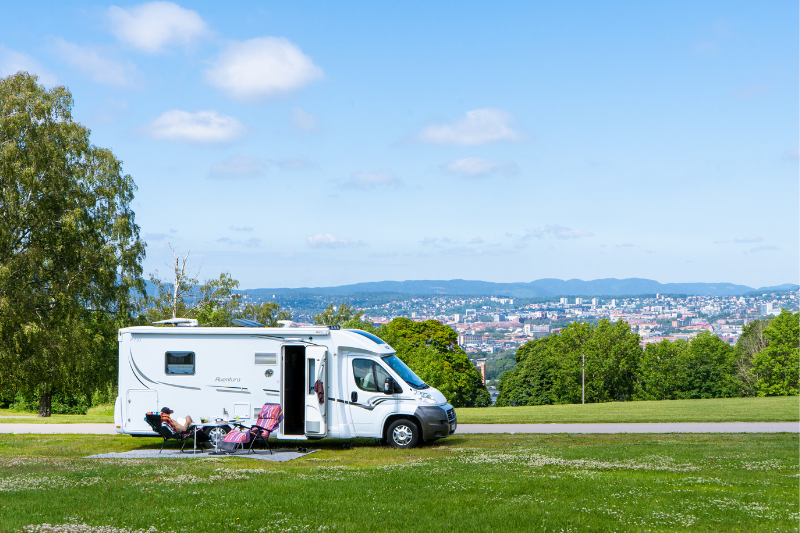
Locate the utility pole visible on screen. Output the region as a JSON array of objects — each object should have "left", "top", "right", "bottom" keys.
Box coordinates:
[{"left": 582, "top": 353, "right": 585, "bottom": 405}]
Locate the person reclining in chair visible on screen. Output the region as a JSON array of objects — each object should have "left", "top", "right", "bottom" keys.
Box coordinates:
[{"left": 160, "top": 407, "right": 193, "bottom": 433}]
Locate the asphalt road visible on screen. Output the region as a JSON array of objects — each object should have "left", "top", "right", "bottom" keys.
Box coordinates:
[{"left": 0, "top": 422, "right": 797, "bottom": 435}]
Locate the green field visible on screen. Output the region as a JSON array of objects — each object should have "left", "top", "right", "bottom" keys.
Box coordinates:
[
  {"left": 0, "top": 405, "right": 114, "bottom": 424},
  {"left": 0, "top": 432, "right": 797, "bottom": 532},
  {"left": 457, "top": 396, "right": 800, "bottom": 424},
  {"left": 2, "top": 397, "right": 798, "bottom": 426}
]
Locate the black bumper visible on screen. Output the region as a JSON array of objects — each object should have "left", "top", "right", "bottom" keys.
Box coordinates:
[{"left": 415, "top": 406, "right": 457, "bottom": 440}]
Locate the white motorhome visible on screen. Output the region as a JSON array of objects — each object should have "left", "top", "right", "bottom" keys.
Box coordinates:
[{"left": 115, "top": 323, "right": 457, "bottom": 448}]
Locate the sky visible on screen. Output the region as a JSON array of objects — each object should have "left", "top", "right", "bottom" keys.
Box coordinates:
[{"left": 2, "top": 1, "right": 798, "bottom": 289}]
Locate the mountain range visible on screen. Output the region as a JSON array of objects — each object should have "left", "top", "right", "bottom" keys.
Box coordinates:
[{"left": 242, "top": 278, "right": 799, "bottom": 299}]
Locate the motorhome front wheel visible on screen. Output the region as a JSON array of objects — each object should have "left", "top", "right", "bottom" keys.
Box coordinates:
[{"left": 387, "top": 419, "right": 419, "bottom": 449}]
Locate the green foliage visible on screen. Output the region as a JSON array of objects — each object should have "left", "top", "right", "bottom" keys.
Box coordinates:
[
  {"left": 496, "top": 319, "right": 641, "bottom": 406},
  {"left": 753, "top": 310, "right": 800, "bottom": 396},
  {"left": 672, "top": 331, "right": 739, "bottom": 399},
  {"left": 636, "top": 339, "right": 687, "bottom": 400},
  {"left": 335, "top": 315, "right": 490, "bottom": 407},
  {"left": 638, "top": 335, "right": 741, "bottom": 401},
  {"left": 484, "top": 350, "right": 516, "bottom": 381},
  {"left": 734, "top": 318, "right": 771, "bottom": 396},
  {"left": 239, "top": 301, "right": 292, "bottom": 327},
  {"left": 9, "top": 392, "right": 90, "bottom": 415},
  {"left": 377, "top": 318, "right": 490, "bottom": 407},
  {"left": 140, "top": 249, "right": 291, "bottom": 328},
  {"left": 0, "top": 72, "right": 145, "bottom": 415},
  {"left": 139, "top": 246, "right": 243, "bottom": 326},
  {"left": 313, "top": 302, "right": 363, "bottom": 326}
]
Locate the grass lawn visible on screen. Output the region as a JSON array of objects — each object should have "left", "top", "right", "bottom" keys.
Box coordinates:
[
  {"left": 0, "top": 432, "right": 797, "bottom": 532},
  {"left": 457, "top": 396, "right": 800, "bottom": 424},
  {"left": 0, "top": 405, "right": 114, "bottom": 424}
]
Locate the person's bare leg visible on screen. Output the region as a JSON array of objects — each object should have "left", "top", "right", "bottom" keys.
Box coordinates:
[{"left": 173, "top": 416, "right": 192, "bottom": 432}]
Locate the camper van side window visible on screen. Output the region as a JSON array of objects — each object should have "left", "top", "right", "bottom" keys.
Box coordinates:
[
  {"left": 165, "top": 351, "right": 195, "bottom": 375},
  {"left": 353, "top": 359, "right": 378, "bottom": 392}
]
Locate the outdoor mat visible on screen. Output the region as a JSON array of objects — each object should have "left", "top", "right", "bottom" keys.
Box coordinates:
[{"left": 85, "top": 448, "right": 318, "bottom": 462}]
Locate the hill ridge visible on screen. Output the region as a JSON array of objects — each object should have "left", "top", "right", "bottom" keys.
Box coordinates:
[{"left": 240, "top": 278, "right": 799, "bottom": 298}]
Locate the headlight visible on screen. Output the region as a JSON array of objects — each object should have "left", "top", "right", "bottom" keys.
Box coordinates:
[{"left": 415, "top": 391, "right": 437, "bottom": 404}]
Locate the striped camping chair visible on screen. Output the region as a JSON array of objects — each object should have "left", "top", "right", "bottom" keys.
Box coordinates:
[{"left": 247, "top": 403, "right": 284, "bottom": 455}]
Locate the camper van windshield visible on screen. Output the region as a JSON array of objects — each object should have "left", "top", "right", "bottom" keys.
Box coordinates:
[{"left": 382, "top": 354, "right": 428, "bottom": 389}]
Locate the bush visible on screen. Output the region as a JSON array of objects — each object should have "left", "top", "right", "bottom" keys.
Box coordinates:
[{"left": 9, "top": 393, "right": 91, "bottom": 415}]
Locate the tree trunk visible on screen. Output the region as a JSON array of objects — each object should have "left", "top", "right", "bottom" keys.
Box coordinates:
[{"left": 38, "top": 392, "right": 52, "bottom": 417}]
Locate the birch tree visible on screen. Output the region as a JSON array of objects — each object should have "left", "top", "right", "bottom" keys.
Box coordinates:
[{"left": 0, "top": 72, "right": 145, "bottom": 415}]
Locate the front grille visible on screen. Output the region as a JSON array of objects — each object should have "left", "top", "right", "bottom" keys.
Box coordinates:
[{"left": 446, "top": 408, "right": 456, "bottom": 423}]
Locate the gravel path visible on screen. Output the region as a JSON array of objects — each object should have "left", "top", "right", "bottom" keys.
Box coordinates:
[{"left": 0, "top": 422, "right": 797, "bottom": 435}]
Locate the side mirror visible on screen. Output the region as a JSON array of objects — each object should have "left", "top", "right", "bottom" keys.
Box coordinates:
[{"left": 384, "top": 377, "right": 400, "bottom": 395}]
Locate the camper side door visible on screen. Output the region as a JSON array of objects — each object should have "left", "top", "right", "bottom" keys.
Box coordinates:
[{"left": 305, "top": 346, "right": 327, "bottom": 436}]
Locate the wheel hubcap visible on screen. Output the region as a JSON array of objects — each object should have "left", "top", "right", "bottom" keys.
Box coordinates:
[
  {"left": 209, "top": 428, "right": 227, "bottom": 446},
  {"left": 392, "top": 425, "right": 412, "bottom": 445}
]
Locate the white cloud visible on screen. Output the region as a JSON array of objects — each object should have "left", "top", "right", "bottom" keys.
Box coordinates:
[
  {"left": 442, "top": 247, "right": 513, "bottom": 257},
  {"left": 786, "top": 149, "right": 799, "bottom": 160},
  {"left": 469, "top": 237, "right": 485, "bottom": 244},
  {"left": 748, "top": 245, "right": 780, "bottom": 254},
  {"left": 307, "top": 233, "right": 366, "bottom": 249},
  {"left": 228, "top": 225, "right": 253, "bottom": 232},
  {"left": 415, "top": 108, "right": 522, "bottom": 145},
  {"left": 733, "top": 235, "right": 764, "bottom": 243},
  {"left": 715, "top": 235, "right": 766, "bottom": 244},
  {"left": 209, "top": 153, "right": 264, "bottom": 179},
  {"left": 442, "top": 157, "right": 518, "bottom": 177},
  {"left": 420, "top": 237, "right": 438, "bottom": 246},
  {"left": 290, "top": 108, "right": 318, "bottom": 131},
  {"left": 205, "top": 37, "right": 323, "bottom": 101},
  {"left": 215, "top": 236, "right": 261, "bottom": 247},
  {"left": 0, "top": 46, "right": 58, "bottom": 85},
  {"left": 273, "top": 157, "right": 314, "bottom": 170},
  {"left": 107, "top": 1, "right": 208, "bottom": 54},
  {"left": 343, "top": 171, "right": 402, "bottom": 190},
  {"left": 520, "top": 225, "right": 594, "bottom": 241},
  {"left": 52, "top": 38, "right": 139, "bottom": 87},
  {"left": 146, "top": 110, "right": 245, "bottom": 143}
]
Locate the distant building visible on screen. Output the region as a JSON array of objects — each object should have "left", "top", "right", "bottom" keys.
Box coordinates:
[
  {"left": 560, "top": 297, "right": 568, "bottom": 305},
  {"left": 524, "top": 324, "right": 550, "bottom": 335},
  {"left": 458, "top": 334, "right": 484, "bottom": 345},
  {"left": 575, "top": 298, "right": 582, "bottom": 305},
  {"left": 592, "top": 298, "right": 599, "bottom": 306},
  {"left": 477, "top": 362, "right": 486, "bottom": 384},
  {"left": 453, "top": 313, "right": 461, "bottom": 323},
  {"left": 465, "top": 309, "right": 477, "bottom": 317}
]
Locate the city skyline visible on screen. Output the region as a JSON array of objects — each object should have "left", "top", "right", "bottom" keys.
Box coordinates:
[{"left": 2, "top": 1, "right": 797, "bottom": 288}]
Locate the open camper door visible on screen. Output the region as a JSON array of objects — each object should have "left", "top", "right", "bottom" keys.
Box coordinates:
[{"left": 305, "top": 345, "right": 327, "bottom": 436}]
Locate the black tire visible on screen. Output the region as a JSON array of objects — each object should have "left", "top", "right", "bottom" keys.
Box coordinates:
[
  {"left": 204, "top": 425, "right": 230, "bottom": 448},
  {"left": 386, "top": 419, "right": 419, "bottom": 449}
]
